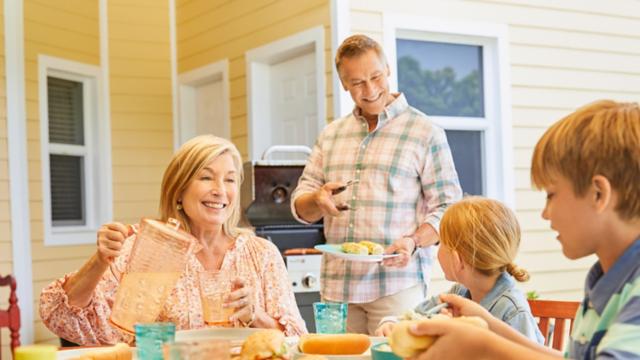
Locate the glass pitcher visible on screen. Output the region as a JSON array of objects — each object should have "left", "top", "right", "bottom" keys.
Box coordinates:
[{"left": 110, "top": 218, "right": 196, "bottom": 334}]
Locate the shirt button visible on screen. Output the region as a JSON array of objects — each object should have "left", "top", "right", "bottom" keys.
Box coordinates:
[
  {"left": 352, "top": 196, "right": 356, "bottom": 200},
  {"left": 579, "top": 335, "right": 587, "bottom": 344},
  {"left": 349, "top": 223, "right": 354, "bottom": 228},
  {"left": 356, "top": 169, "right": 360, "bottom": 174},
  {"left": 361, "top": 144, "right": 366, "bottom": 149}
]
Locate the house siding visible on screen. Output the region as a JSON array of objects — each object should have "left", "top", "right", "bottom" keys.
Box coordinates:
[
  {"left": 0, "top": 0, "right": 11, "bottom": 355},
  {"left": 23, "top": 0, "right": 174, "bottom": 345},
  {"left": 176, "top": 0, "right": 332, "bottom": 158},
  {"left": 348, "top": 0, "right": 640, "bottom": 300}
]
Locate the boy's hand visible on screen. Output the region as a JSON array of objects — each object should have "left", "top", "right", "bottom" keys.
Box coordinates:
[
  {"left": 374, "top": 321, "right": 395, "bottom": 336},
  {"left": 407, "top": 317, "right": 491, "bottom": 360}
]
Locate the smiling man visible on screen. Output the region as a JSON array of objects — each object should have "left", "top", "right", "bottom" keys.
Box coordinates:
[{"left": 291, "top": 35, "right": 462, "bottom": 334}]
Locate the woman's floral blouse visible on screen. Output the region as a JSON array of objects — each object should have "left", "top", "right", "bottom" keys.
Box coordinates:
[{"left": 40, "top": 233, "right": 307, "bottom": 345}]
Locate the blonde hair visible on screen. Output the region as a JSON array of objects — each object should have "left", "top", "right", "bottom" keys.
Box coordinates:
[
  {"left": 159, "top": 135, "right": 253, "bottom": 238},
  {"left": 335, "top": 34, "right": 387, "bottom": 76},
  {"left": 440, "top": 197, "right": 529, "bottom": 282},
  {"left": 531, "top": 100, "right": 640, "bottom": 220}
]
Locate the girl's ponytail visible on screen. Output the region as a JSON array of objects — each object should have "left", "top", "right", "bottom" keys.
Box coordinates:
[{"left": 506, "top": 263, "right": 530, "bottom": 282}]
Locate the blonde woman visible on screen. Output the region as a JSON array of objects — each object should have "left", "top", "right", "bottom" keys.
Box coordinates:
[
  {"left": 375, "top": 197, "right": 543, "bottom": 344},
  {"left": 40, "top": 135, "right": 307, "bottom": 345}
]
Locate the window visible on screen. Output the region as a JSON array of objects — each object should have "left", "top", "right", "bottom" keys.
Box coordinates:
[
  {"left": 39, "top": 55, "right": 112, "bottom": 245},
  {"left": 384, "top": 16, "right": 513, "bottom": 202}
]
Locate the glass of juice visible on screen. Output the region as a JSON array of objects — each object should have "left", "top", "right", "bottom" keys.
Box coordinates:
[{"left": 199, "top": 271, "right": 234, "bottom": 327}]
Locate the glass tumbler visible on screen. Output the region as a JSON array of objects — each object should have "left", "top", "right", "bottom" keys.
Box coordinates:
[
  {"left": 110, "top": 218, "right": 196, "bottom": 334},
  {"left": 313, "top": 302, "right": 348, "bottom": 334},
  {"left": 135, "top": 322, "right": 175, "bottom": 360},
  {"left": 199, "top": 271, "right": 235, "bottom": 327}
]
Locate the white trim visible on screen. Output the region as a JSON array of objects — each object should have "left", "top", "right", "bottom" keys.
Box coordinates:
[
  {"left": 99, "top": 0, "right": 113, "bottom": 233},
  {"left": 245, "top": 26, "right": 326, "bottom": 160},
  {"left": 169, "top": 0, "right": 179, "bottom": 151},
  {"left": 177, "top": 59, "right": 231, "bottom": 143},
  {"left": 383, "top": 14, "right": 514, "bottom": 206},
  {"left": 4, "top": 0, "right": 34, "bottom": 344},
  {"left": 330, "top": 0, "right": 353, "bottom": 119},
  {"left": 38, "top": 55, "right": 112, "bottom": 246}
]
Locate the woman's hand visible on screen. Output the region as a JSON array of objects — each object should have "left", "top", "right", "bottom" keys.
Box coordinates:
[
  {"left": 226, "top": 277, "right": 256, "bottom": 326},
  {"left": 374, "top": 321, "right": 395, "bottom": 336},
  {"left": 96, "top": 222, "right": 133, "bottom": 265}
]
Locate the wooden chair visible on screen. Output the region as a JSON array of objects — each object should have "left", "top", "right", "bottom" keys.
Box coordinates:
[
  {"left": 528, "top": 299, "right": 580, "bottom": 351},
  {"left": 0, "top": 274, "right": 21, "bottom": 358}
]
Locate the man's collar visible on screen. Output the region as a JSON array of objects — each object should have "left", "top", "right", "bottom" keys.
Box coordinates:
[{"left": 351, "top": 93, "right": 409, "bottom": 128}]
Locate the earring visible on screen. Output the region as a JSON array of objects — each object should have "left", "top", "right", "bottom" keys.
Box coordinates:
[{"left": 176, "top": 202, "right": 183, "bottom": 211}]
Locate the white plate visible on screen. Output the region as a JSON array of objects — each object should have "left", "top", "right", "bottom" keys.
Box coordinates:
[
  {"left": 314, "top": 244, "right": 399, "bottom": 263},
  {"left": 175, "top": 327, "right": 262, "bottom": 346},
  {"left": 57, "top": 347, "right": 137, "bottom": 360},
  {"left": 291, "top": 336, "right": 385, "bottom": 360}
]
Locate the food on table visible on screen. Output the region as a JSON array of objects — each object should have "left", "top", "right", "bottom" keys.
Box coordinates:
[
  {"left": 297, "top": 356, "right": 329, "bottom": 360},
  {"left": 239, "top": 329, "right": 289, "bottom": 359},
  {"left": 389, "top": 316, "right": 488, "bottom": 358},
  {"left": 298, "top": 333, "right": 371, "bottom": 355},
  {"left": 73, "top": 343, "right": 132, "bottom": 360},
  {"left": 358, "top": 241, "right": 384, "bottom": 255},
  {"left": 340, "top": 242, "right": 368, "bottom": 255}
]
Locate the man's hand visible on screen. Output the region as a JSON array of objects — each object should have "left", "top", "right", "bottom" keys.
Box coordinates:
[
  {"left": 413, "top": 223, "right": 439, "bottom": 248},
  {"left": 382, "top": 236, "right": 415, "bottom": 267},
  {"left": 312, "top": 182, "right": 351, "bottom": 217}
]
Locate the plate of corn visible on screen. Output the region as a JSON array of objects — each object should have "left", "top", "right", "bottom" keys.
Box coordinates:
[{"left": 314, "top": 241, "right": 399, "bottom": 262}]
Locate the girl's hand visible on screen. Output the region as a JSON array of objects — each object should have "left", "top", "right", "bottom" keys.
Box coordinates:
[
  {"left": 96, "top": 222, "right": 132, "bottom": 265},
  {"left": 438, "top": 294, "right": 494, "bottom": 326},
  {"left": 374, "top": 322, "right": 396, "bottom": 337},
  {"left": 226, "top": 277, "right": 256, "bottom": 326}
]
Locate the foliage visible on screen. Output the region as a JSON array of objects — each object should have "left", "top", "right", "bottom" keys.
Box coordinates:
[
  {"left": 527, "top": 290, "right": 540, "bottom": 300},
  {"left": 398, "top": 56, "right": 483, "bottom": 117}
]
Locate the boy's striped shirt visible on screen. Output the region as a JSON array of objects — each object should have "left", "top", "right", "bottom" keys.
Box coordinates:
[{"left": 567, "top": 238, "right": 640, "bottom": 359}]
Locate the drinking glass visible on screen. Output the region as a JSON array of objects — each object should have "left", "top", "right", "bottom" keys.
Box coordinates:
[
  {"left": 135, "top": 322, "right": 176, "bottom": 360},
  {"left": 199, "top": 271, "right": 234, "bottom": 327},
  {"left": 313, "top": 302, "right": 348, "bottom": 334}
]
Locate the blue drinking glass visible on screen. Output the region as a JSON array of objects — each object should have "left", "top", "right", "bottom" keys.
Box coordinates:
[
  {"left": 313, "top": 302, "right": 348, "bottom": 334},
  {"left": 135, "top": 322, "right": 176, "bottom": 360}
]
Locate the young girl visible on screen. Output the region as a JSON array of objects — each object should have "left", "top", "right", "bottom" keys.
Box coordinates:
[{"left": 375, "top": 197, "right": 544, "bottom": 344}]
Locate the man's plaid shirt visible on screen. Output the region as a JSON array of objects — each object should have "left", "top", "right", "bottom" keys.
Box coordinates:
[{"left": 291, "top": 94, "right": 462, "bottom": 303}]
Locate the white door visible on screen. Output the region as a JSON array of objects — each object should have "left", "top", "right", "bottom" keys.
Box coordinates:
[
  {"left": 194, "top": 79, "right": 227, "bottom": 138},
  {"left": 267, "top": 52, "right": 317, "bottom": 160}
]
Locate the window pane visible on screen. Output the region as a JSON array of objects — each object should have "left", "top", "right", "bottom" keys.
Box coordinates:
[
  {"left": 50, "top": 154, "right": 86, "bottom": 226},
  {"left": 445, "top": 130, "right": 484, "bottom": 195},
  {"left": 397, "top": 39, "right": 484, "bottom": 117},
  {"left": 48, "top": 76, "right": 84, "bottom": 145}
]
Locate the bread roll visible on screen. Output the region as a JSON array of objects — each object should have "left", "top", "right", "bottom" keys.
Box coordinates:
[
  {"left": 299, "top": 334, "right": 370, "bottom": 355},
  {"left": 389, "top": 316, "right": 488, "bottom": 358},
  {"left": 240, "top": 329, "right": 288, "bottom": 360}
]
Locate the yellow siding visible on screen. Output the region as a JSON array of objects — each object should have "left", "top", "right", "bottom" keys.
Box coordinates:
[
  {"left": 108, "top": 1, "right": 173, "bottom": 225},
  {"left": 23, "top": 0, "right": 101, "bottom": 344},
  {"left": 0, "top": 0, "right": 11, "bottom": 355},
  {"left": 177, "top": 0, "right": 332, "bottom": 157},
  {"left": 349, "top": 0, "right": 640, "bottom": 300}
]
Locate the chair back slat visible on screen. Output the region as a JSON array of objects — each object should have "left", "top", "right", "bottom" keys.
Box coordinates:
[
  {"left": 0, "top": 274, "right": 21, "bottom": 359},
  {"left": 528, "top": 299, "right": 580, "bottom": 351}
]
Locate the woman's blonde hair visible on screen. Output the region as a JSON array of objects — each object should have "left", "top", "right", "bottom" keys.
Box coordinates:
[
  {"left": 439, "top": 197, "right": 529, "bottom": 282},
  {"left": 159, "top": 134, "right": 252, "bottom": 238}
]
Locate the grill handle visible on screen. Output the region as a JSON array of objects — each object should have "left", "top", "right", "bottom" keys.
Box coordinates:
[{"left": 258, "top": 145, "right": 312, "bottom": 165}]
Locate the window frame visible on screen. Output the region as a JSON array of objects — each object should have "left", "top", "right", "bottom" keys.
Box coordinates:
[
  {"left": 39, "top": 55, "right": 112, "bottom": 246},
  {"left": 383, "top": 15, "right": 514, "bottom": 205}
]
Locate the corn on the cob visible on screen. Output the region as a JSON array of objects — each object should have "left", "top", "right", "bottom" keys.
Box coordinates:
[
  {"left": 358, "top": 241, "right": 384, "bottom": 255},
  {"left": 341, "top": 242, "right": 368, "bottom": 255}
]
